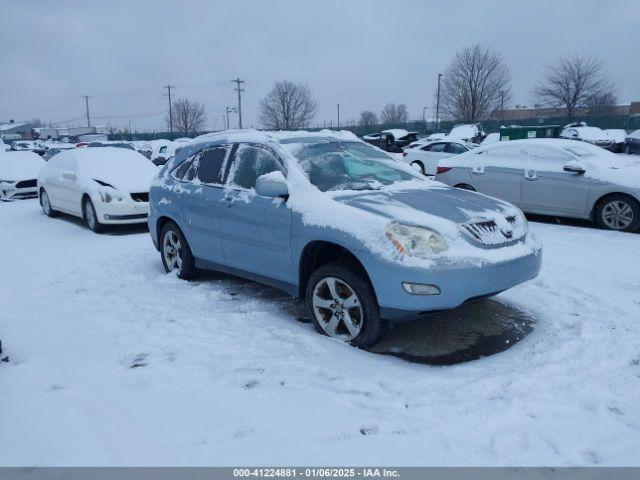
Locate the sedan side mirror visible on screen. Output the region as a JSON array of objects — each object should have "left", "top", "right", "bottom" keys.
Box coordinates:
[
  {"left": 563, "top": 161, "right": 586, "bottom": 175},
  {"left": 255, "top": 171, "right": 288, "bottom": 198},
  {"left": 62, "top": 170, "right": 77, "bottom": 180}
]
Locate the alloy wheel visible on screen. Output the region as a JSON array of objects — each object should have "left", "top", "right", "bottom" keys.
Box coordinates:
[
  {"left": 42, "top": 191, "right": 51, "bottom": 215},
  {"left": 163, "top": 231, "right": 183, "bottom": 272},
  {"left": 85, "top": 202, "right": 96, "bottom": 230},
  {"left": 312, "top": 276, "right": 363, "bottom": 341},
  {"left": 601, "top": 200, "right": 634, "bottom": 230}
]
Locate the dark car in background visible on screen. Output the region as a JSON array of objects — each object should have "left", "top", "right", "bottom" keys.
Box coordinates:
[
  {"left": 626, "top": 129, "right": 640, "bottom": 154},
  {"left": 362, "top": 129, "right": 418, "bottom": 152}
]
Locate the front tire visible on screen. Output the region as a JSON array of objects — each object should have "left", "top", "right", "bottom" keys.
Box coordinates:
[
  {"left": 595, "top": 194, "right": 640, "bottom": 232},
  {"left": 40, "top": 189, "right": 58, "bottom": 217},
  {"left": 83, "top": 197, "right": 104, "bottom": 233},
  {"left": 306, "top": 263, "right": 386, "bottom": 348},
  {"left": 160, "top": 222, "right": 199, "bottom": 279}
]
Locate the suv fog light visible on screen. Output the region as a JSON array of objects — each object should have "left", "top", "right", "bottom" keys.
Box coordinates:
[{"left": 402, "top": 282, "right": 441, "bottom": 296}]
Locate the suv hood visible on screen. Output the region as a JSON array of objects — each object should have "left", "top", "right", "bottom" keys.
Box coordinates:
[{"left": 333, "top": 184, "right": 517, "bottom": 226}]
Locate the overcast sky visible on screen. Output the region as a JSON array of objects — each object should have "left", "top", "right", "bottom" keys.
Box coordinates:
[{"left": 1, "top": 0, "right": 639, "bottom": 131}]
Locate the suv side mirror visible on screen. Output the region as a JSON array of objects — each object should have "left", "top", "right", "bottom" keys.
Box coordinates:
[
  {"left": 563, "top": 161, "right": 586, "bottom": 175},
  {"left": 62, "top": 170, "right": 77, "bottom": 180},
  {"left": 255, "top": 171, "right": 288, "bottom": 198}
]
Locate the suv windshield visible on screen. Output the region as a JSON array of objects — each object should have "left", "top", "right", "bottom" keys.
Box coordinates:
[{"left": 294, "top": 141, "right": 417, "bottom": 192}]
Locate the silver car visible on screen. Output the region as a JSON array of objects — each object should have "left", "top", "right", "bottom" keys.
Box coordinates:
[{"left": 435, "top": 139, "right": 640, "bottom": 231}]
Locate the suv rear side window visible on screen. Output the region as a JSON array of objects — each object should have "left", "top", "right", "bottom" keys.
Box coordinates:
[
  {"left": 196, "top": 147, "right": 228, "bottom": 184},
  {"left": 228, "top": 144, "right": 283, "bottom": 190}
]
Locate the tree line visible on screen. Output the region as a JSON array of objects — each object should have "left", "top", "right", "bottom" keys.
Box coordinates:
[{"left": 164, "top": 45, "right": 619, "bottom": 133}]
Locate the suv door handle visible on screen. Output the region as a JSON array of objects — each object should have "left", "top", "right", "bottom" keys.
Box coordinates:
[{"left": 524, "top": 170, "right": 538, "bottom": 181}]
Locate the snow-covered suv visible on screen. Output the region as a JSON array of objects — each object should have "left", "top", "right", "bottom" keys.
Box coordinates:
[{"left": 148, "top": 130, "right": 541, "bottom": 348}]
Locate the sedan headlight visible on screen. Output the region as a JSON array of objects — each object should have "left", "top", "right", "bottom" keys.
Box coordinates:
[
  {"left": 97, "top": 187, "right": 124, "bottom": 203},
  {"left": 386, "top": 223, "right": 448, "bottom": 257}
]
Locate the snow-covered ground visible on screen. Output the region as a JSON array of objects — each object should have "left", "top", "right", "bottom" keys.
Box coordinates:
[{"left": 1, "top": 199, "right": 639, "bottom": 466}]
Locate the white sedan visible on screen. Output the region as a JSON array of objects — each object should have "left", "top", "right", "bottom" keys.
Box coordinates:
[
  {"left": 401, "top": 139, "right": 478, "bottom": 175},
  {"left": 37, "top": 147, "right": 158, "bottom": 232},
  {"left": 0, "top": 151, "right": 45, "bottom": 200}
]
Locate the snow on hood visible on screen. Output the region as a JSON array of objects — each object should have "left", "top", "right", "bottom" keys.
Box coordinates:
[
  {"left": 604, "top": 129, "right": 626, "bottom": 143},
  {"left": 0, "top": 151, "right": 45, "bottom": 181},
  {"left": 71, "top": 148, "right": 158, "bottom": 193},
  {"left": 570, "top": 127, "right": 611, "bottom": 141}
]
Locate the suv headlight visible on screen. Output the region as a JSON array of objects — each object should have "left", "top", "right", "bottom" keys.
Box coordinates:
[{"left": 386, "top": 223, "right": 448, "bottom": 257}]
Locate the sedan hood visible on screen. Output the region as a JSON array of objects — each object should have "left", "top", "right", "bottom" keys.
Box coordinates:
[{"left": 333, "top": 184, "right": 516, "bottom": 226}]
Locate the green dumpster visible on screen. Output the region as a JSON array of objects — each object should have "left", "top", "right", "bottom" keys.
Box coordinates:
[{"left": 499, "top": 125, "right": 561, "bottom": 141}]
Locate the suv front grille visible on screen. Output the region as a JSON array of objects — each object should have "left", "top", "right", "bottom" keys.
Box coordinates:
[
  {"left": 460, "top": 215, "right": 527, "bottom": 247},
  {"left": 131, "top": 192, "right": 149, "bottom": 203}
]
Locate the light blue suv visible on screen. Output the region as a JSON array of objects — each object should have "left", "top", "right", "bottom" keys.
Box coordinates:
[{"left": 148, "top": 130, "right": 542, "bottom": 348}]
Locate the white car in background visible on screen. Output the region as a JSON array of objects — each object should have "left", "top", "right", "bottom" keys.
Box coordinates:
[
  {"left": 560, "top": 125, "right": 615, "bottom": 151},
  {"left": 0, "top": 151, "right": 45, "bottom": 200},
  {"left": 37, "top": 147, "right": 158, "bottom": 232},
  {"left": 150, "top": 139, "right": 176, "bottom": 165},
  {"left": 449, "top": 123, "right": 486, "bottom": 143},
  {"left": 482, "top": 132, "right": 500, "bottom": 145},
  {"left": 403, "top": 132, "right": 448, "bottom": 150},
  {"left": 401, "top": 138, "right": 478, "bottom": 175}
]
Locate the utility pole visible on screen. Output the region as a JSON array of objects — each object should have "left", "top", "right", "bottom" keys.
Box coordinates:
[
  {"left": 83, "top": 95, "right": 91, "bottom": 127},
  {"left": 226, "top": 106, "right": 237, "bottom": 130},
  {"left": 435, "top": 73, "right": 443, "bottom": 132},
  {"left": 500, "top": 90, "right": 505, "bottom": 122},
  {"left": 163, "top": 85, "right": 175, "bottom": 133},
  {"left": 337, "top": 104, "right": 340, "bottom": 130},
  {"left": 422, "top": 106, "right": 427, "bottom": 123},
  {"left": 231, "top": 78, "right": 245, "bottom": 129}
]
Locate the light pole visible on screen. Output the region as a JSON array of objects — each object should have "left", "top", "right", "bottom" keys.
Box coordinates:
[
  {"left": 435, "top": 73, "right": 443, "bottom": 132},
  {"left": 226, "top": 106, "right": 238, "bottom": 130},
  {"left": 337, "top": 104, "right": 340, "bottom": 130},
  {"left": 500, "top": 90, "right": 505, "bottom": 122},
  {"left": 422, "top": 106, "right": 427, "bottom": 123}
]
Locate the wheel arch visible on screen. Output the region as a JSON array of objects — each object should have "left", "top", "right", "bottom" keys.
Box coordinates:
[
  {"left": 298, "top": 240, "right": 374, "bottom": 299},
  {"left": 591, "top": 191, "right": 640, "bottom": 220}
]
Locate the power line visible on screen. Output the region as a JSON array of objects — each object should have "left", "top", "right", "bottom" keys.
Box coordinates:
[{"left": 231, "top": 77, "right": 245, "bottom": 129}]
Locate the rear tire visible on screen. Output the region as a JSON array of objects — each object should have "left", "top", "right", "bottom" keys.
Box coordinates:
[
  {"left": 594, "top": 194, "right": 640, "bottom": 232},
  {"left": 306, "top": 262, "right": 386, "bottom": 349},
  {"left": 160, "top": 222, "right": 199, "bottom": 279},
  {"left": 410, "top": 161, "right": 425, "bottom": 175},
  {"left": 83, "top": 198, "right": 104, "bottom": 233},
  {"left": 40, "top": 189, "right": 58, "bottom": 217}
]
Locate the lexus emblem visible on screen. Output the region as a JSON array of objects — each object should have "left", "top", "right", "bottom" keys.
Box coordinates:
[{"left": 501, "top": 226, "right": 514, "bottom": 239}]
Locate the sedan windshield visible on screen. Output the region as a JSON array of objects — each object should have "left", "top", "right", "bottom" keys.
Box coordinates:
[{"left": 294, "top": 141, "right": 417, "bottom": 192}]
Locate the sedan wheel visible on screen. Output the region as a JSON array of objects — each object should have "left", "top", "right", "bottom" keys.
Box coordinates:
[
  {"left": 410, "top": 161, "right": 425, "bottom": 175},
  {"left": 312, "top": 276, "right": 364, "bottom": 341},
  {"left": 41, "top": 190, "right": 57, "bottom": 217},
  {"left": 601, "top": 200, "right": 634, "bottom": 230},
  {"left": 83, "top": 198, "right": 103, "bottom": 233}
]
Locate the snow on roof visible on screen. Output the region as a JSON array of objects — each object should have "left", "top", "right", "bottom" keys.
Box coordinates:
[
  {"left": 0, "top": 122, "right": 27, "bottom": 132},
  {"left": 381, "top": 129, "right": 410, "bottom": 139},
  {"left": 58, "top": 147, "right": 157, "bottom": 192},
  {"left": 0, "top": 151, "right": 45, "bottom": 181}
]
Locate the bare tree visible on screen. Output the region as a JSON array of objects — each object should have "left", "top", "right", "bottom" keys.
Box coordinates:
[
  {"left": 166, "top": 98, "right": 206, "bottom": 133},
  {"left": 359, "top": 110, "right": 378, "bottom": 128},
  {"left": 258, "top": 80, "right": 318, "bottom": 130},
  {"left": 380, "top": 103, "right": 408, "bottom": 124},
  {"left": 440, "top": 44, "right": 511, "bottom": 123},
  {"left": 586, "top": 91, "right": 619, "bottom": 115},
  {"left": 534, "top": 54, "right": 616, "bottom": 119}
]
